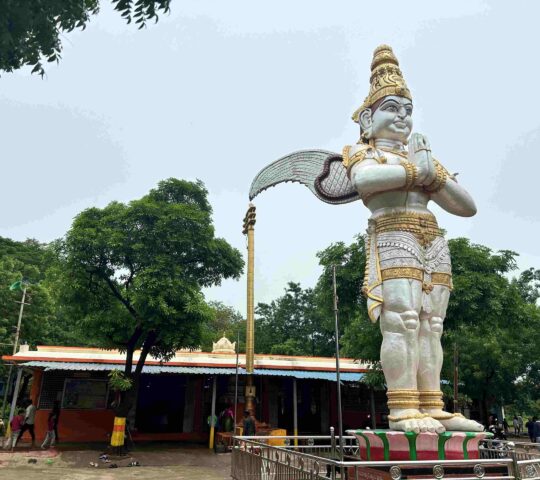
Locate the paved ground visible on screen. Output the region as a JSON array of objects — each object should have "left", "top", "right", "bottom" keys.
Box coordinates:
[{"left": 0, "top": 443, "right": 232, "bottom": 479}]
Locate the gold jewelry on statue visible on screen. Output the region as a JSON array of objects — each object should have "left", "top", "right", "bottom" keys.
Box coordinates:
[
  {"left": 387, "top": 389, "right": 420, "bottom": 410},
  {"left": 429, "top": 413, "right": 455, "bottom": 420},
  {"left": 421, "top": 402, "right": 446, "bottom": 408},
  {"left": 419, "top": 390, "right": 445, "bottom": 409},
  {"left": 381, "top": 268, "right": 452, "bottom": 291},
  {"left": 431, "top": 273, "right": 453, "bottom": 290},
  {"left": 343, "top": 145, "right": 383, "bottom": 176},
  {"left": 352, "top": 45, "right": 412, "bottom": 123},
  {"left": 382, "top": 267, "right": 423, "bottom": 282},
  {"left": 387, "top": 389, "right": 419, "bottom": 395},
  {"left": 424, "top": 160, "right": 448, "bottom": 193},
  {"left": 348, "top": 150, "right": 368, "bottom": 167},
  {"left": 388, "top": 413, "right": 429, "bottom": 422},
  {"left": 379, "top": 146, "right": 408, "bottom": 159},
  {"left": 388, "top": 401, "right": 421, "bottom": 409},
  {"left": 374, "top": 211, "right": 442, "bottom": 246},
  {"left": 400, "top": 161, "right": 417, "bottom": 190},
  {"left": 342, "top": 146, "right": 350, "bottom": 167}
]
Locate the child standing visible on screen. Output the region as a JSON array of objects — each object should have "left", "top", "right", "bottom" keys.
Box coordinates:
[
  {"left": 5, "top": 410, "right": 24, "bottom": 451},
  {"left": 41, "top": 410, "right": 57, "bottom": 449}
]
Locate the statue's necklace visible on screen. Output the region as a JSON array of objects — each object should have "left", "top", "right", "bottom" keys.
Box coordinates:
[{"left": 378, "top": 146, "right": 408, "bottom": 159}]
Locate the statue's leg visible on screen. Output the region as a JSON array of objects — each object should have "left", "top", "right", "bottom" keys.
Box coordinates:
[
  {"left": 417, "top": 284, "right": 449, "bottom": 392},
  {"left": 418, "top": 285, "right": 483, "bottom": 432},
  {"left": 381, "top": 278, "right": 444, "bottom": 433}
]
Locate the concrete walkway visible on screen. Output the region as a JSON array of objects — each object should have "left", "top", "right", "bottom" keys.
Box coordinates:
[{"left": 0, "top": 444, "right": 231, "bottom": 479}]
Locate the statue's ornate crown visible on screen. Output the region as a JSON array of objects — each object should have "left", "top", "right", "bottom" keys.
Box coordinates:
[{"left": 352, "top": 45, "right": 412, "bottom": 123}]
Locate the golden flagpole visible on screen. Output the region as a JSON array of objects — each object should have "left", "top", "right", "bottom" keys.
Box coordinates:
[{"left": 242, "top": 204, "right": 256, "bottom": 415}]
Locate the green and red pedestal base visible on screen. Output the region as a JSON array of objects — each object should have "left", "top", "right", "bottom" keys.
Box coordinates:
[{"left": 347, "top": 429, "right": 492, "bottom": 461}]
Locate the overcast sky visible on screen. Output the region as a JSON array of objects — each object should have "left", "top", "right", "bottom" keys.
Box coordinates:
[{"left": 1, "top": 1, "right": 539, "bottom": 316}]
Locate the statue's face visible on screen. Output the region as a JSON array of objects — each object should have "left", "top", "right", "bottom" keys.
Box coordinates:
[{"left": 362, "top": 95, "right": 413, "bottom": 143}]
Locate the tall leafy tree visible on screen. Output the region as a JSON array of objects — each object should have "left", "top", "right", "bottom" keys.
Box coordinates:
[
  {"left": 443, "top": 241, "right": 540, "bottom": 419},
  {"left": 0, "top": 0, "right": 171, "bottom": 75},
  {"left": 255, "top": 282, "right": 329, "bottom": 356},
  {"left": 314, "top": 236, "right": 385, "bottom": 388},
  {"left": 313, "top": 236, "right": 376, "bottom": 359},
  {"left": 52, "top": 178, "right": 244, "bottom": 415},
  {"left": 0, "top": 239, "right": 58, "bottom": 372}
]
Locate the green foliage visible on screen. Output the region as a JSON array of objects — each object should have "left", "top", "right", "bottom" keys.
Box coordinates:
[
  {"left": 54, "top": 178, "right": 243, "bottom": 379},
  {"left": 108, "top": 369, "right": 133, "bottom": 392},
  {"left": 0, "top": 238, "right": 62, "bottom": 376},
  {"left": 313, "top": 235, "right": 382, "bottom": 362},
  {"left": 199, "top": 301, "right": 245, "bottom": 353},
  {"left": 0, "top": 0, "right": 171, "bottom": 76},
  {"left": 441, "top": 239, "right": 540, "bottom": 416},
  {"left": 255, "top": 282, "right": 331, "bottom": 356}
]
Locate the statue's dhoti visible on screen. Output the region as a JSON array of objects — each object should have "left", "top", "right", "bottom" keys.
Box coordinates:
[{"left": 363, "top": 212, "right": 452, "bottom": 322}]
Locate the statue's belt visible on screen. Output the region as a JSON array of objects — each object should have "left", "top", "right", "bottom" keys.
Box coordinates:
[
  {"left": 379, "top": 267, "right": 452, "bottom": 291},
  {"left": 372, "top": 211, "right": 442, "bottom": 246}
]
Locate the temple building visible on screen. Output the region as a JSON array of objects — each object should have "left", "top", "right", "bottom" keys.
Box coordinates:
[{"left": 1, "top": 339, "right": 387, "bottom": 444}]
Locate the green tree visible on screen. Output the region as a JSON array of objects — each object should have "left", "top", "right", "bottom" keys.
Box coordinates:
[
  {"left": 53, "top": 178, "right": 244, "bottom": 416},
  {"left": 441, "top": 239, "right": 540, "bottom": 421},
  {"left": 255, "top": 282, "right": 329, "bottom": 356},
  {"left": 0, "top": 239, "right": 58, "bottom": 371},
  {"left": 199, "top": 301, "right": 245, "bottom": 353},
  {"left": 0, "top": 0, "right": 171, "bottom": 75},
  {"left": 0, "top": 237, "right": 67, "bottom": 417},
  {"left": 313, "top": 235, "right": 379, "bottom": 360}
]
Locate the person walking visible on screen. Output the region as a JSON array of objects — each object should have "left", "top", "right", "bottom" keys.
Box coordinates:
[
  {"left": 518, "top": 415, "right": 524, "bottom": 436},
  {"left": 17, "top": 399, "right": 37, "bottom": 447},
  {"left": 513, "top": 416, "right": 519, "bottom": 435},
  {"left": 51, "top": 400, "right": 60, "bottom": 443},
  {"left": 41, "top": 409, "right": 58, "bottom": 449}
]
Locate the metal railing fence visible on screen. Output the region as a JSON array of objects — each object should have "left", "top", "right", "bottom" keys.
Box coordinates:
[
  {"left": 480, "top": 439, "right": 540, "bottom": 461},
  {"left": 230, "top": 435, "right": 540, "bottom": 480}
]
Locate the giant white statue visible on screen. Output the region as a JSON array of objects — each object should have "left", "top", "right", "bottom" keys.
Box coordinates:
[{"left": 250, "top": 45, "right": 483, "bottom": 433}]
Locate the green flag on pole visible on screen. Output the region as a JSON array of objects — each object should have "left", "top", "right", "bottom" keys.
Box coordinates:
[{"left": 9, "top": 281, "right": 22, "bottom": 291}]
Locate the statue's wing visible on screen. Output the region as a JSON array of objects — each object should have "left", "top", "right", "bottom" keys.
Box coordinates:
[{"left": 249, "top": 149, "right": 359, "bottom": 205}]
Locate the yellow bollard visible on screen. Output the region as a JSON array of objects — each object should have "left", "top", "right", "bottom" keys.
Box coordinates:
[
  {"left": 209, "top": 425, "right": 215, "bottom": 450},
  {"left": 110, "top": 417, "right": 126, "bottom": 447}
]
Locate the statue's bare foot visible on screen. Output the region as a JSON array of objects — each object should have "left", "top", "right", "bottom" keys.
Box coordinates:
[
  {"left": 424, "top": 410, "right": 484, "bottom": 432},
  {"left": 389, "top": 409, "right": 445, "bottom": 434}
]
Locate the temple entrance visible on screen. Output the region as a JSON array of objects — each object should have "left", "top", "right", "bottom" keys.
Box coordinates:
[{"left": 135, "top": 374, "right": 187, "bottom": 433}]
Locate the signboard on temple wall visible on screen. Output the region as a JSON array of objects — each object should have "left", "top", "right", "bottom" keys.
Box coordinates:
[{"left": 62, "top": 378, "right": 109, "bottom": 409}]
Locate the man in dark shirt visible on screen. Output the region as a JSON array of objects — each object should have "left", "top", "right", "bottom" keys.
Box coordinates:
[{"left": 243, "top": 410, "right": 256, "bottom": 436}]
